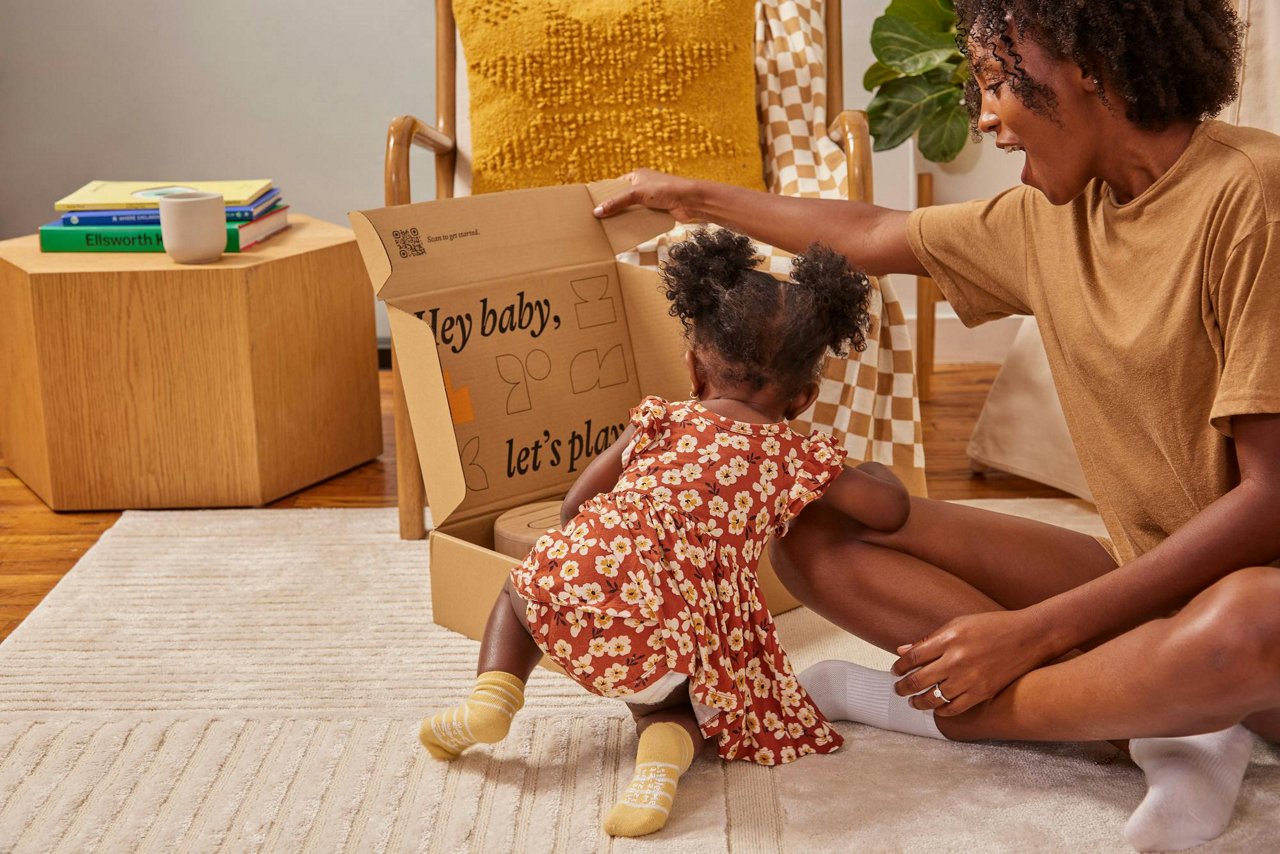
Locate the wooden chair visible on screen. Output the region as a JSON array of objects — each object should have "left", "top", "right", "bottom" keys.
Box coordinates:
[
  {"left": 914, "top": 172, "right": 944, "bottom": 400},
  {"left": 382, "top": 0, "right": 876, "bottom": 539}
]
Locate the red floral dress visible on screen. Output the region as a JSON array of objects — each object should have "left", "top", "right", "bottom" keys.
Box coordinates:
[{"left": 512, "top": 396, "right": 847, "bottom": 765}]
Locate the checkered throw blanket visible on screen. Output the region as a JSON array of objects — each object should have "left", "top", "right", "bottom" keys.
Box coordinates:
[{"left": 622, "top": 0, "right": 927, "bottom": 493}]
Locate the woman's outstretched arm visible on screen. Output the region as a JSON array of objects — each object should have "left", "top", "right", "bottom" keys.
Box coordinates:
[{"left": 594, "top": 169, "right": 927, "bottom": 278}]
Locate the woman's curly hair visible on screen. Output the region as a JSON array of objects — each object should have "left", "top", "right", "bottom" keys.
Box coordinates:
[
  {"left": 955, "top": 0, "right": 1245, "bottom": 134},
  {"left": 661, "top": 228, "right": 871, "bottom": 393}
]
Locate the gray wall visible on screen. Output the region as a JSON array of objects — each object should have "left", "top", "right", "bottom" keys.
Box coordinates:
[{"left": 1, "top": 0, "right": 438, "bottom": 338}]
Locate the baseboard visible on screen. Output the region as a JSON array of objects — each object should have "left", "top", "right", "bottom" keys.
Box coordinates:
[{"left": 377, "top": 340, "right": 391, "bottom": 370}]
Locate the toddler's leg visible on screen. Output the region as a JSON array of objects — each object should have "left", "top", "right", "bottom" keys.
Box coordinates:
[
  {"left": 420, "top": 579, "right": 543, "bottom": 760},
  {"left": 604, "top": 687, "right": 703, "bottom": 838}
]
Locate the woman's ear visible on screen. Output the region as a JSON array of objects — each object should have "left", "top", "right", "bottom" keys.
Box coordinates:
[
  {"left": 785, "top": 381, "right": 820, "bottom": 420},
  {"left": 685, "top": 350, "right": 704, "bottom": 399}
]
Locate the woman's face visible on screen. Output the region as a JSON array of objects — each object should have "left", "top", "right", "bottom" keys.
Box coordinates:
[{"left": 970, "top": 28, "right": 1101, "bottom": 205}]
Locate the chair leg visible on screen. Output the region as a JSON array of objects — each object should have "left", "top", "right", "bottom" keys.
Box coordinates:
[
  {"left": 392, "top": 348, "right": 427, "bottom": 540},
  {"left": 913, "top": 172, "right": 941, "bottom": 402},
  {"left": 915, "top": 276, "right": 939, "bottom": 401}
]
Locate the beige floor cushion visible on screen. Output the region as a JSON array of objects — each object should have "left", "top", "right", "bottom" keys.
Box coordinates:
[{"left": 967, "top": 319, "right": 1091, "bottom": 500}]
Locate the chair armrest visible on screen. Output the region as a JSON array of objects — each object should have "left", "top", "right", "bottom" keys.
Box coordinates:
[
  {"left": 385, "top": 114, "right": 456, "bottom": 206},
  {"left": 830, "top": 110, "right": 873, "bottom": 204}
]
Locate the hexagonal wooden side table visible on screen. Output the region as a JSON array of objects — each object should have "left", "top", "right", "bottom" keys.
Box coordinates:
[{"left": 0, "top": 215, "right": 382, "bottom": 510}]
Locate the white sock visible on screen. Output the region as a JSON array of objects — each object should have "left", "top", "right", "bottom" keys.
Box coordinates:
[
  {"left": 1124, "top": 725, "right": 1254, "bottom": 852},
  {"left": 799, "top": 659, "right": 946, "bottom": 740}
]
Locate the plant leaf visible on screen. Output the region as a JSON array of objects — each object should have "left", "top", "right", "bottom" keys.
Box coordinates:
[
  {"left": 886, "top": 0, "right": 955, "bottom": 33},
  {"left": 863, "top": 61, "right": 902, "bottom": 91},
  {"left": 870, "top": 75, "right": 942, "bottom": 151},
  {"left": 871, "top": 15, "right": 959, "bottom": 76},
  {"left": 866, "top": 74, "right": 959, "bottom": 152},
  {"left": 917, "top": 100, "right": 970, "bottom": 162}
]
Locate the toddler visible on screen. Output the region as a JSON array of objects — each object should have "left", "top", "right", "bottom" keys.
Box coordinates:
[{"left": 420, "top": 228, "right": 911, "bottom": 837}]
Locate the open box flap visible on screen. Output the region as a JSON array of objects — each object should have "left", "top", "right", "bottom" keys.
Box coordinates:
[
  {"left": 617, "top": 264, "right": 690, "bottom": 400},
  {"left": 586, "top": 178, "right": 676, "bottom": 257},
  {"left": 350, "top": 185, "right": 608, "bottom": 302},
  {"left": 349, "top": 184, "right": 673, "bottom": 305},
  {"left": 348, "top": 211, "right": 393, "bottom": 296},
  {"left": 386, "top": 305, "right": 467, "bottom": 522}
]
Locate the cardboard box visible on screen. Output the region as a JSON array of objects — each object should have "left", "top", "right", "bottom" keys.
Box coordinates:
[{"left": 350, "top": 181, "right": 802, "bottom": 641}]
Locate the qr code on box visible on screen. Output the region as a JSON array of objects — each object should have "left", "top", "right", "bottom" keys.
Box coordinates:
[{"left": 393, "top": 228, "right": 425, "bottom": 258}]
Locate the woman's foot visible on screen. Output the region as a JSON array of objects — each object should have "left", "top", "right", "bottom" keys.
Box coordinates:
[
  {"left": 1124, "top": 725, "right": 1254, "bottom": 851},
  {"left": 419, "top": 671, "right": 525, "bottom": 760},
  {"left": 799, "top": 659, "right": 946, "bottom": 740}
]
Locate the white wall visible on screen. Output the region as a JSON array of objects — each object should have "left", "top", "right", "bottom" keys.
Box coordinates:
[
  {"left": 840, "top": 0, "right": 916, "bottom": 319},
  {"left": 2, "top": 1, "right": 1022, "bottom": 357},
  {"left": 915, "top": 139, "right": 1026, "bottom": 363}
]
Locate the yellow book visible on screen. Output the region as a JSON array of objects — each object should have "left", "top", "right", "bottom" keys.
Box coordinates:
[{"left": 54, "top": 179, "right": 274, "bottom": 211}]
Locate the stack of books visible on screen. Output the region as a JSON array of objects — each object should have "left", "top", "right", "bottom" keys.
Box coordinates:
[{"left": 39, "top": 180, "right": 291, "bottom": 253}]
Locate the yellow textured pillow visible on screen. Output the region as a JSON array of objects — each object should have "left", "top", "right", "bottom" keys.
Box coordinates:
[{"left": 455, "top": 0, "right": 764, "bottom": 194}]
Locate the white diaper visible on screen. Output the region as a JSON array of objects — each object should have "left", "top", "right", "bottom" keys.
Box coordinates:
[
  {"left": 625, "top": 671, "right": 688, "bottom": 704},
  {"left": 623, "top": 672, "right": 717, "bottom": 725}
]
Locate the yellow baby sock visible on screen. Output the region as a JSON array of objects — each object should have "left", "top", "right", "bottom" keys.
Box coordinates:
[
  {"left": 419, "top": 671, "right": 525, "bottom": 760},
  {"left": 604, "top": 722, "right": 696, "bottom": 837}
]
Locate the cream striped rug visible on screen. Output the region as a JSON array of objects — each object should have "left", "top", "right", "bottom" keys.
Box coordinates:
[{"left": 1, "top": 503, "right": 1276, "bottom": 852}]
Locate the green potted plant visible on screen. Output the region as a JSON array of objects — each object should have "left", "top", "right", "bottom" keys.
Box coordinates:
[{"left": 864, "top": 0, "right": 970, "bottom": 163}]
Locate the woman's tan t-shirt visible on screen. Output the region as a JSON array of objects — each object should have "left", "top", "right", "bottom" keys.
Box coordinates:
[{"left": 907, "top": 120, "right": 1280, "bottom": 564}]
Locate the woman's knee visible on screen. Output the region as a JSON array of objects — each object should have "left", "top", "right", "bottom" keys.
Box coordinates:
[
  {"left": 769, "top": 500, "right": 860, "bottom": 593},
  {"left": 769, "top": 499, "right": 919, "bottom": 606},
  {"left": 1181, "top": 567, "right": 1280, "bottom": 692}
]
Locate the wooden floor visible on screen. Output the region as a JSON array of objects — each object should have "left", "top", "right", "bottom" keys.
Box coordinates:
[{"left": 0, "top": 365, "right": 1066, "bottom": 642}]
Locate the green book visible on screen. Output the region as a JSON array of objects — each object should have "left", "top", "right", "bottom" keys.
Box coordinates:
[{"left": 38, "top": 206, "right": 290, "bottom": 253}]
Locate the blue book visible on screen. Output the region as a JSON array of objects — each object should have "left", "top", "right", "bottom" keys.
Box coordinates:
[{"left": 60, "top": 188, "right": 282, "bottom": 226}]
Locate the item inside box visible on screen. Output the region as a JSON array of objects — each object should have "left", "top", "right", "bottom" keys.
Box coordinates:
[{"left": 494, "top": 500, "right": 564, "bottom": 560}]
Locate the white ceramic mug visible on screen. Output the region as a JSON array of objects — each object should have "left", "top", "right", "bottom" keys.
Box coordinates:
[{"left": 158, "top": 191, "right": 225, "bottom": 263}]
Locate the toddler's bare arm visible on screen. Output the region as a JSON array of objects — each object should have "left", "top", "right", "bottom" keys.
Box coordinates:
[
  {"left": 560, "top": 425, "right": 637, "bottom": 526},
  {"left": 819, "top": 462, "right": 911, "bottom": 532}
]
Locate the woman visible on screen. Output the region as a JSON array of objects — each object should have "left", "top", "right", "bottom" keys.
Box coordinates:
[{"left": 595, "top": 1, "right": 1279, "bottom": 850}]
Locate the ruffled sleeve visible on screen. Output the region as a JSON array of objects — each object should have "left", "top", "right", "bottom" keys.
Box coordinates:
[
  {"left": 621, "top": 395, "right": 670, "bottom": 466},
  {"left": 773, "top": 432, "right": 848, "bottom": 536}
]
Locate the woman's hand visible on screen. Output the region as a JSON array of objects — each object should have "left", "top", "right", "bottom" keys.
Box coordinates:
[
  {"left": 593, "top": 169, "right": 702, "bottom": 222},
  {"left": 890, "top": 609, "right": 1056, "bottom": 716}
]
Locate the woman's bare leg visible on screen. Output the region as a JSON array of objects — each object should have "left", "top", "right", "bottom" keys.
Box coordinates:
[
  {"left": 775, "top": 499, "right": 1280, "bottom": 739},
  {"left": 925, "top": 567, "right": 1280, "bottom": 852},
  {"left": 776, "top": 499, "right": 1278, "bottom": 850},
  {"left": 934, "top": 567, "right": 1280, "bottom": 743},
  {"left": 770, "top": 496, "right": 1118, "bottom": 652}
]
